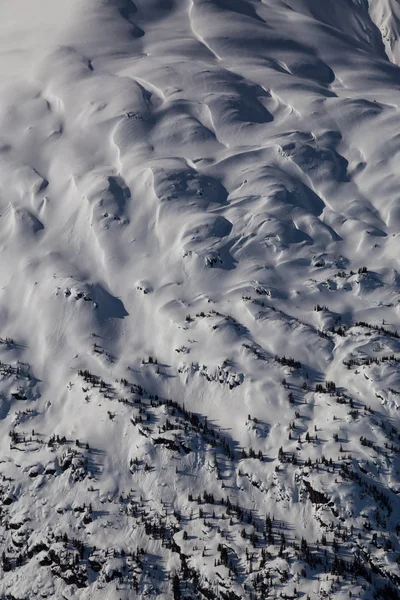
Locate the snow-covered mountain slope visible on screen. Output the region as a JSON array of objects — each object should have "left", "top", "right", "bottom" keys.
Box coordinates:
[{"left": 0, "top": 1, "right": 399, "bottom": 598}]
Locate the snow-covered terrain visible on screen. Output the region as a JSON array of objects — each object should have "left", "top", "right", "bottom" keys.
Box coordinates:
[{"left": 0, "top": 0, "right": 399, "bottom": 598}]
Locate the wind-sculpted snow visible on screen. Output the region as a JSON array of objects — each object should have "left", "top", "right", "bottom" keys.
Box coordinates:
[{"left": 0, "top": 1, "right": 399, "bottom": 599}]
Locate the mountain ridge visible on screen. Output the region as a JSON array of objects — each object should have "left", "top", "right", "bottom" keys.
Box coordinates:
[{"left": 0, "top": 1, "right": 399, "bottom": 599}]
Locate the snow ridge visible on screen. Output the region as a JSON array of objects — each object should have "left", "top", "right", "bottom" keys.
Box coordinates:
[{"left": 0, "top": 1, "right": 399, "bottom": 599}]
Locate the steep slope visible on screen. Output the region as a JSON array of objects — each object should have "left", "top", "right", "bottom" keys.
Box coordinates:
[
  {"left": 0, "top": 1, "right": 399, "bottom": 599},
  {"left": 367, "top": 0, "right": 400, "bottom": 65}
]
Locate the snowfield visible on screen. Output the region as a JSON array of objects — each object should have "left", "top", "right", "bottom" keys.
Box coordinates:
[{"left": 0, "top": 1, "right": 399, "bottom": 598}]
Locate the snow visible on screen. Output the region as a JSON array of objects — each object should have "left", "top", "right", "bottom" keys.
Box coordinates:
[{"left": 0, "top": 0, "right": 399, "bottom": 599}]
